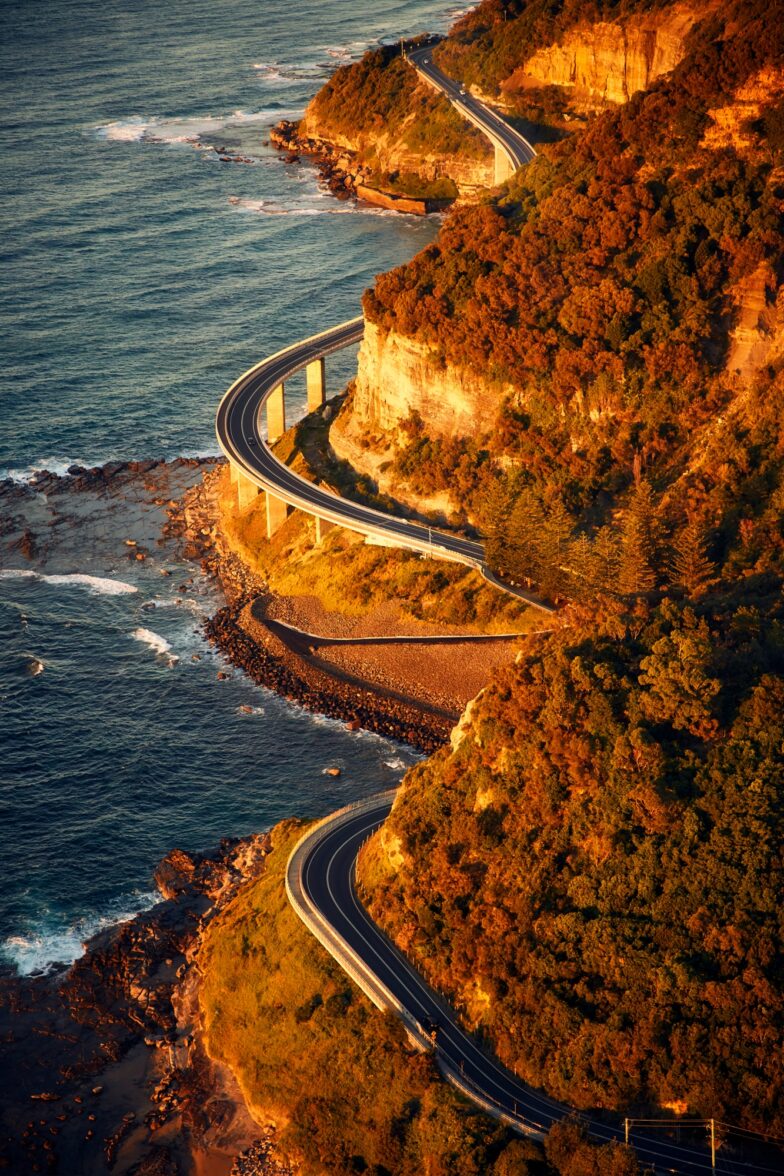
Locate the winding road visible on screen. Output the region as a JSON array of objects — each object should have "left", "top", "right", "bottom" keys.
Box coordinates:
[
  {"left": 406, "top": 42, "right": 537, "bottom": 171},
  {"left": 217, "top": 39, "right": 773, "bottom": 1176},
  {"left": 215, "top": 317, "right": 553, "bottom": 612},
  {"left": 287, "top": 794, "right": 772, "bottom": 1176}
]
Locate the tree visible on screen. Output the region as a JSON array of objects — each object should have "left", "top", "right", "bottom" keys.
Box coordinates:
[
  {"left": 618, "top": 479, "right": 659, "bottom": 595},
  {"left": 670, "top": 515, "right": 715, "bottom": 597}
]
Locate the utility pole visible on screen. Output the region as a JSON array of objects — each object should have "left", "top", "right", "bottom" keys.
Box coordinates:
[
  {"left": 624, "top": 1118, "right": 629, "bottom": 1146},
  {"left": 710, "top": 1119, "right": 716, "bottom": 1172}
]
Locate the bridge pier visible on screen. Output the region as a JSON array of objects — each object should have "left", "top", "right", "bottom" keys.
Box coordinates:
[
  {"left": 265, "top": 490, "right": 289, "bottom": 538},
  {"left": 315, "top": 515, "right": 334, "bottom": 545},
  {"left": 494, "top": 144, "right": 513, "bottom": 185},
  {"left": 236, "top": 468, "right": 260, "bottom": 511},
  {"left": 266, "top": 383, "right": 286, "bottom": 443},
  {"left": 306, "top": 358, "right": 326, "bottom": 412}
]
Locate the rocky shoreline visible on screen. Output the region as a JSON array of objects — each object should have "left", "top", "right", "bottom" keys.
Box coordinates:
[
  {"left": 270, "top": 122, "right": 454, "bottom": 215},
  {"left": 167, "top": 464, "right": 452, "bottom": 754},
  {"left": 0, "top": 454, "right": 454, "bottom": 1173},
  {"left": 0, "top": 834, "right": 293, "bottom": 1176}
]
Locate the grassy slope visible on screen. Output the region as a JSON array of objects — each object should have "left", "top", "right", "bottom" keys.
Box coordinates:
[
  {"left": 215, "top": 446, "right": 536, "bottom": 635},
  {"left": 199, "top": 822, "right": 642, "bottom": 1175},
  {"left": 199, "top": 821, "right": 520, "bottom": 1174}
]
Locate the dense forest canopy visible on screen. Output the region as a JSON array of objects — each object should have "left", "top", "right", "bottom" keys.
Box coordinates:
[
  {"left": 359, "top": 0, "right": 784, "bottom": 603},
  {"left": 356, "top": 0, "right": 784, "bottom": 1155}
]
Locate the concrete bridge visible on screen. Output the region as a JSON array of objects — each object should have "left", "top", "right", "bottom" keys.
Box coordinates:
[
  {"left": 214, "top": 60, "right": 552, "bottom": 611},
  {"left": 214, "top": 318, "right": 553, "bottom": 612}
]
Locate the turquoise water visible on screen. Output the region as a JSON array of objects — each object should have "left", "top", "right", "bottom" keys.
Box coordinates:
[{"left": 0, "top": 0, "right": 465, "bottom": 972}]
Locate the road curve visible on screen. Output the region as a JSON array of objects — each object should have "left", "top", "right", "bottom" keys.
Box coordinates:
[
  {"left": 215, "top": 318, "right": 554, "bottom": 612},
  {"left": 287, "top": 793, "right": 767, "bottom": 1176},
  {"left": 406, "top": 43, "right": 536, "bottom": 171}
]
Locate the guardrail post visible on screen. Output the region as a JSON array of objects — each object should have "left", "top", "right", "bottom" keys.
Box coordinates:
[
  {"left": 306, "top": 358, "right": 326, "bottom": 412},
  {"left": 265, "top": 490, "right": 289, "bottom": 537},
  {"left": 266, "top": 382, "right": 286, "bottom": 442}
]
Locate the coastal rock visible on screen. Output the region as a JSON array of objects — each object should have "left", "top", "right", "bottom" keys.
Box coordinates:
[{"left": 0, "top": 832, "right": 272, "bottom": 1175}]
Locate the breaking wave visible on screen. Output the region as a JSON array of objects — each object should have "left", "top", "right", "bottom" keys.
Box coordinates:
[
  {"left": 1, "top": 892, "right": 159, "bottom": 975},
  {"left": 0, "top": 570, "right": 138, "bottom": 596},
  {"left": 131, "top": 627, "right": 178, "bottom": 662},
  {"left": 95, "top": 107, "right": 301, "bottom": 146}
]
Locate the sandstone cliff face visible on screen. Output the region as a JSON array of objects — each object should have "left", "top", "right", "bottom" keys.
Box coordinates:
[
  {"left": 299, "top": 104, "right": 493, "bottom": 194},
  {"left": 334, "top": 321, "right": 506, "bottom": 444},
  {"left": 727, "top": 263, "right": 784, "bottom": 377},
  {"left": 505, "top": 2, "right": 700, "bottom": 109},
  {"left": 330, "top": 322, "right": 511, "bottom": 515},
  {"left": 330, "top": 322, "right": 514, "bottom": 516}
]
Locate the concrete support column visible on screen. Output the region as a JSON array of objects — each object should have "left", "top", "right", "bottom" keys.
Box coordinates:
[
  {"left": 265, "top": 491, "right": 289, "bottom": 538},
  {"left": 266, "top": 383, "right": 286, "bottom": 443},
  {"left": 306, "top": 358, "right": 326, "bottom": 413},
  {"left": 315, "top": 515, "right": 334, "bottom": 545},
  {"left": 230, "top": 461, "right": 240, "bottom": 487},
  {"left": 494, "top": 144, "right": 513, "bottom": 185},
  {"left": 237, "top": 470, "right": 260, "bottom": 511}
]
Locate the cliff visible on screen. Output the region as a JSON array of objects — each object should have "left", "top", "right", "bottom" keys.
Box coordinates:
[
  {"left": 504, "top": 2, "right": 701, "bottom": 111},
  {"left": 333, "top": 321, "right": 508, "bottom": 445},
  {"left": 293, "top": 47, "right": 494, "bottom": 200},
  {"left": 702, "top": 64, "right": 784, "bottom": 152},
  {"left": 298, "top": 104, "right": 493, "bottom": 195}
]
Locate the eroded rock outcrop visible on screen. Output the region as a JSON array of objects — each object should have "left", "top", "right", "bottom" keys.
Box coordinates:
[
  {"left": 332, "top": 321, "right": 510, "bottom": 450},
  {"left": 505, "top": 2, "right": 701, "bottom": 110},
  {"left": 297, "top": 105, "right": 493, "bottom": 196},
  {"left": 701, "top": 65, "right": 784, "bottom": 152}
]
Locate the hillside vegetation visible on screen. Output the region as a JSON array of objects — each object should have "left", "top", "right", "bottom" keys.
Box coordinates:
[
  {"left": 352, "top": 0, "right": 784, "bottom": 1152},
  {"left": 300, "top": 44, "right": 492, "bottom": 196},
  {"left": 363, "top": 0, "right": 784, "bottom": 603},
  {"left": 200, "top": 821, "right": 642, "bottom": 1175}
]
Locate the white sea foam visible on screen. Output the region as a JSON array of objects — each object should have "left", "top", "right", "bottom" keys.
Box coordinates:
[
  {"left": 0, "top": 569, "right": 137, "bottom": 596},
  {"left": 0, "top": 457, "right": 88, "bottom": 483},
  {"left": 253, "top": 61, "right": 325, "bottom": 84},
  {"left": 131, "top": 627, "right": 179, "bottom": 664},
  {"left": 96, "top": 108, "right": 301, "bottom": 147},
  {"left": 383, "top": 757, "right": 408, "bottom": 772},
  {"left": 227, "top": 194, "right": 418, "bottom": 220},
  {"left": 1, "top": 893, "right": 159, "bottom": 975},
  {"left": 236, "top": 704, "right": 265, "bottom": 716}
]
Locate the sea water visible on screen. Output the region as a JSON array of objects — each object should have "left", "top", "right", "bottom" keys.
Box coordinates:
[{"left": 0, "top": 0, "right": 470, "bottom": 973}]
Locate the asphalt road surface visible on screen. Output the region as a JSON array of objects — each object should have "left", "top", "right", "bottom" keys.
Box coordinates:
[
  {"left": 291, "top": 793, "right": 775, "bottom": 1176},
  {"left": 215, "top": 317, "right": 553, "bottom": 610},
  {"left": 406, "top": 43, "right": 537, "bottom": 170}
]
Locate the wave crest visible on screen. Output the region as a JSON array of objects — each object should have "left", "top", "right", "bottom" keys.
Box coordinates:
[
  {"left": 131, "top": 627, "right": 178, "bottom": 662},
  {"left": 0, "top": 570, "right": 137, "bottom": 596}
]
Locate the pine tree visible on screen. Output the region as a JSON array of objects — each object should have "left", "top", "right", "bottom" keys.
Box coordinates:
[
  {"left": 505, "top": 488, "right": 546, "bottom": 585},
  {"left": 670, "top": 515, "right": 715, "bottom": 597},
  {"left": 590, "top": 525, "right": 621, "bottom": 594},
  {"left": 618, "top": 479, "right": 659, "bottom": 595},
  {"left": 536, "top": 497, "right": 573, "bottom": 600}
]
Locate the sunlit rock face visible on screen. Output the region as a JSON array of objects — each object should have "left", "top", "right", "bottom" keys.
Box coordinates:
[
  {"left": 505, "top": 2, "right": 701, "bottom": 110},
  {"left": 335, "top": 320, "right": 507, "bottom": 445}
]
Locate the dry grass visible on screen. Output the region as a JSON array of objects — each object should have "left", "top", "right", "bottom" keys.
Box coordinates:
[
  {"left": 217, "top": 462, "right": 537, "bottom": 635},
  {"left": 198, "top": 821, "right": 515, "bottom": 1174}
]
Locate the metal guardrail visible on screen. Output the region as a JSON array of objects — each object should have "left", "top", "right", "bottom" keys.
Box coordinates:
[
  {"left": 285, "top": 790, "right": 435, "bottom": 1054},
  {"left": 285, "top": 791, "right": 548, "bottom": 1139}
]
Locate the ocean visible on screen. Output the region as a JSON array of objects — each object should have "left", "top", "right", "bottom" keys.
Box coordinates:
[{"left": 0, "top": 0, "right": 468, "bottom": 974}]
